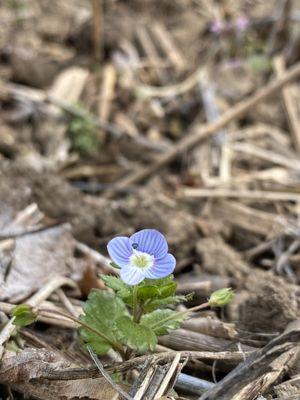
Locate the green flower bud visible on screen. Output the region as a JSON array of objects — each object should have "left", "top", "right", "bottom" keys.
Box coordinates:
[
  {"left": 11, "top": 304, "right": 38, "bottom": 327},
  {"left": 208, "top": 288, "right": 235, "bottom": 307}
]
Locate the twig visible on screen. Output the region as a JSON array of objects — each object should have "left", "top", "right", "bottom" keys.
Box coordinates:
[
  {"left": 231, "top": 142, "right": 300, "bottom": 171},
  {"left": 115, "top": 61, "right": 300, "bottom": 188},
  {"left": 154, "top": 353, "right": 181, "bottom": 399},
  {"left": 0, "top": 276, "right": 77, "bottom": 358},
  {"left": 175, "top": 373, "right": 215, "bottom": 396},
  {"left": 151, "top": 23, "right": 185, "bottom": 71},
  {"left": 180, "top": 188, "right": 300, "bottom": 202},
  {"left": 137, "top": 66, "right": 204, "bottom": 98},
  {"left": 26, "top": 277, "right": 78, "bottom": 307},
  {"left": 29, "top": 350, "right": 251, "bottom": 382},
  {"left": 56, "top": 288, "right": 79, "bottom": 318},
  {"left": 74, "top": 240, "right": 115, "bottom": 272},
  {"left": 266, "top": 0, "right": 292, "bottom": 56},
  {"left": 198, "top": 329, "right": 300, "bottom": 400},
  {"left": 136, "top": 26, "right": 166, "bottom": 82},
  {"left": 274, "top": 55, "right": 300, "bottom": 152},
  {"left": 132, "top": 361, "right": 157, "bottom": 400},
  {"left": 98, "top": 63, "right": 117, "bottom": 134},
  {"left": 159, "top": 329, "right": 254, "bottom": 354},
  {"left": 87, "top": 345, "right": 134, "bottom": 400},
  {"left": 91, "top": 0, "right": 103, "bottom": 61},
  {"left": 276, "top": 238, "right": 300, "bottom": 274}
]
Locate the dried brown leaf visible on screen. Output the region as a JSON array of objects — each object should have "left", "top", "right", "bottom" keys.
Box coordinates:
[
  {"left": 0, "top": 224, "right": 84, "bottom": 302},
  {"left": 0, "top": 348, "right": 116, "bottom": 400}
]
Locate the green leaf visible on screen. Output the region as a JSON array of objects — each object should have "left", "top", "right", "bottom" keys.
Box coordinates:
[
  {"left": 141, "top": 309, "right": 186, "bottom": 336},
  {"left": 101, "top": 275, "right": 127, "bottom": 291},
  {"left": 115, "top": 316, "right": 157, "bottom": 353},
  {"left": 137, "top": 285, "right": 159, "bottom": 301},
  {"left": 100, "top": 275, "right": 131, "bottom": 299},
  {"left": 158, "top": 282, "right": 177, "bottom": 298},
  {"left": 79, "top": 289, "right": 129, "bottom": 355},
  {"left": 144, "top": 275, "right": 174, "bottom": 287},
  {"left": 143, "top": 294, "right": 192, "bottom": 313},
  {"left": 11, "top": 304, "right": 37, "bottom": 327}
]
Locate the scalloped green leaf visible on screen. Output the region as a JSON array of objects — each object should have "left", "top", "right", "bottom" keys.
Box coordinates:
[
  {"left": 115, "top": 316, "right": 157, "bottom": 353},
  {"left": 143, "top": 275, "right": 174, "bottom": 287},
  {"left": 141, "top": 309, "right": 186, "bottom": 336},
  {"left": 143, "top": 294, "right": 192, "bottom": 313},
  {"left": 100, "top": 275, "right": 132, "bottom": 301},
  {"left": 137, "top": 285, "right": 159, "bottom": 301},
  {"left": 79, "top": 289, "right": 128, "bottom": 355},
  {"left": 158, "top": 282, "right": 177, "bottom": 298}
]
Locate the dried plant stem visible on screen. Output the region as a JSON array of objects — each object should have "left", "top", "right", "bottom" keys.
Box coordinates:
[
  {"left": 0, "top": 276, "right": 77, "bottom": 359},
  {"left": 91, "top": 0, "right": 103, "bottom": 61},
  {"left": 116, "top": 61, "right": 300, "bottom": 188},
  {"left": 87, "top": 345, "right": 134, "bottom": 400}
]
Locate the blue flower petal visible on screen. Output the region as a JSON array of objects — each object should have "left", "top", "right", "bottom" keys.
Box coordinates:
[
  {"left": 144, "top": 253, "right": 176, "bottom": 279},
  {"left": 129, "top": 229, "right": 168, "bottom": 258},
  {"left": 120, "top": 266, "right": 145, "bottom": 285},
  {"left": 107, "top": 236, "right": 132, "bottom": 268}
]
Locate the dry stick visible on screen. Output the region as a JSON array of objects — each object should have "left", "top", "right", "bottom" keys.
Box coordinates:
[
  {"left": 132, "top": 361, "right": 157, "bottom": 400},
  {"left": 154, "top": 353, "right": 181, "bottom": 399},
  {"left": 180, "top": 188, "right": 300, "bottom": 202},
  {"left": 22, "top": 350, "right": 251, "bottom": 382},
  {"left": 87, "top": 345, "right": 134, "bottom": 400},
  {"left": 56, "top": 288, "right": 79, "bottom": 318},
  {"left": 26, "top": 277, "right": 77, "bottom": 307},
  {"left": 198, "top": 329, "right": 300, "bottom": 400},
  {"left": 276, "top": 238, "right": 300, "bottom": 274},
  {"left": 136, "top": 26, "right": 166, "bottom": 82},
  {"left": 74, "top": 240, "right": 115, "bottom": 272},
  {"left": 231, "top": 142, "right": 300, "bottom": 171},
  {"left": 116, "top": 61, "right": 300, "bottom": 188},
  {"left": 151, "top": 23, "right": 185, "bottom": 70},
  {"left": 199, "top": 69, "right": 229, "bottom": 181},
  {"left": 0, "top": 276, "right": 77, "bottom": 358},
  {"left": 98, "top": 64, "right": 117, "bottom": 137},
  {"left": 274, "top": 55, "right": 300, "bottom": 152},
  {"left": 91, "top": 0, "right": 103, "bottom": 61}
]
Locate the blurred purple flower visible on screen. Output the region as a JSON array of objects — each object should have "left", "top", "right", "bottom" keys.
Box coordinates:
[
  {"left": 235, "top": 15, "right": 249, "bottom": 33},
  {"left": 107, "top": 229, "right": 176, "bottom": 285},
  {"left": 210, "top": 14, "right": 249, "bottom": 36},
  {"left": 210, "top": 19, "right": 226, "bottom": 35}
]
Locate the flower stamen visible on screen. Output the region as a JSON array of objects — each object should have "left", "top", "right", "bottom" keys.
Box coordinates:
[{"left": 129, "top": 250, "right": 154, "bottom": 270}]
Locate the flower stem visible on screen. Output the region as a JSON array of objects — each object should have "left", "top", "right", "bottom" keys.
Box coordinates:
[
  {"left": 132, "top": 285, "right": 139, "bottom": 323},
  {"left": 39, "top": 307, "right": 125, "bottom": 358},
  {"left": 150, "top": 302, "right": 209, "bottom": 331}
]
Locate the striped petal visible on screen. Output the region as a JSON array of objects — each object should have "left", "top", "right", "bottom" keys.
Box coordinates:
[
  {"left": 144, "top": 253, "right": 176, "bottom": 279},
  {"left": 107, "top": 236, "right": 132, "bottom": 268},
  {"left": 129, "top": 229, "right": 168, "bottom": 259},
  {"left": 120, "top": 266, "right": 145, "bottom": 285}
]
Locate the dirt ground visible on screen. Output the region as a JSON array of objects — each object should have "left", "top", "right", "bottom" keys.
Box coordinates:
[{"left": 1, "top": 0, "right": 300, "bottom": 399}]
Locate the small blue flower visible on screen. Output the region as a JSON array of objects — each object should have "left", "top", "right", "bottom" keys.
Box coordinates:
[{"left": 107, "top": 229, "right": 176, "bottom": 285}]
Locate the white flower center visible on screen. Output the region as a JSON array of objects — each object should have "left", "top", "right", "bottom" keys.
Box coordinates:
[{"left": 129, "top": 250, "right": 154, "bottom": 270}]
